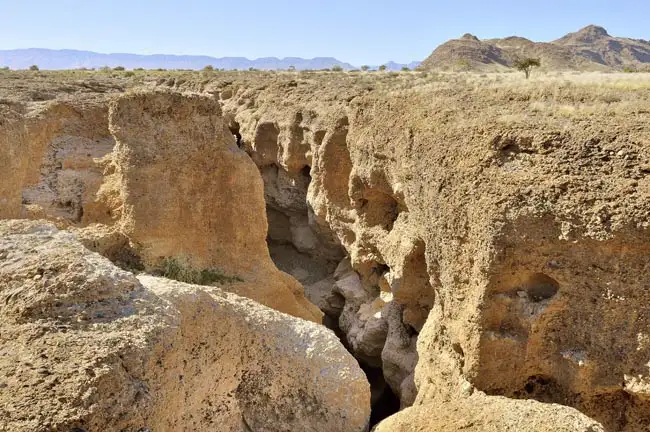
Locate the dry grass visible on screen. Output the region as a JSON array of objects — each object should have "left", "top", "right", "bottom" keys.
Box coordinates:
[{"left": 0, "top": 68, "right": 648, "bottom": 121}]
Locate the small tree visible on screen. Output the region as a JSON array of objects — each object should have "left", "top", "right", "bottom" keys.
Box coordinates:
[
  {"left": 288, "top": 65, "right": 296, "bottom": 71},
  {"left": 203, "top": 65, "right": 214, "bottom": 72},
  {"left": 513, "top": 58, "right": 541, "bottom": 79},
  {"left": 331, "top": 65, "right": 343, "bottom": 72},
  {"left": 361, "top": 65, "right": 370, "bottom": 71},
  {"left": 113, "top": 66, "right": 125, "bottom": 71},
  {"left": 378, "top": 64, "right": 387, "bottom": 71},
  {"left": 29, "top": 65, "right": 39, "bottom": 71},
  {"left": 401, "top": 66, "right": 410, "bottom": 72}
]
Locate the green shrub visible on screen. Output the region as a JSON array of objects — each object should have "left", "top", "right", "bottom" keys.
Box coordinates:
[
  {"left": 124, "top": 71, "right": 136, "bottom": 77},
  {"left": 401, "top": 66, "right": 411, "bottom": 72},
  {"left": 203, "top": 65, "right": 214, "bottom": 71},
  {"left": 513, "top": 58, "right": 541, "bottom": 79},
  {"left": 113, "top": 66, "right": 125, "bottom": 71},
  {"left": 29, "top": 65, "right": 39, "bottom": 71},
  {"left": 378, "top": 65, "right": 387, "bottom": 71},
  {"left": 159, "top": 256, "right": 243, "bottom": 285},
  {"left": 361, "top": 65, "right": 370, "bottom": 71},
  {"left": 331, "top": 65, "right": 343, "bottom": 72}
]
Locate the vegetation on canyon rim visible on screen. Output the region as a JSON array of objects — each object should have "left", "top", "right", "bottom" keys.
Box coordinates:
[{"left": 158, "top": 256, "right": 244, "bottom": 285}]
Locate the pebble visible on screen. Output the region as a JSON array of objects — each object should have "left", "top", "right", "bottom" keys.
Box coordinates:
[{"left": 461, "top": 380, "right": 474, "bottom": 396}]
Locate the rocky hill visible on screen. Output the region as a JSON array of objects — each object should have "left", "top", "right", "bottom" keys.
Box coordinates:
[
  {"left": 420, "top": 25, "right": 650, "bottom": 71},
  {"left": 1, "top": 69, "right": 650, "bottom": 430}
]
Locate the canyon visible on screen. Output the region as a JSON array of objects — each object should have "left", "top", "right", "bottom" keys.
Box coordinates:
[{"left": 1, "top": 68, "right": 650, "bottom": 431}]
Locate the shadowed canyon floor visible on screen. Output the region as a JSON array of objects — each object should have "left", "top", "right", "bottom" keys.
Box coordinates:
[{"left": 2, "top": 69, "right": 650, "bottom": 430}]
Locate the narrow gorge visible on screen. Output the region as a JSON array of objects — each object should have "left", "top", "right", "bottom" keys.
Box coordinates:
[{"left": 2, "top": 70, "right": 650, "bottom": 431}]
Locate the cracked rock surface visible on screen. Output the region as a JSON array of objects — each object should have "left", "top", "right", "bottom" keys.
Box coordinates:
[{"left": 0, "top": 219, "right": 370, "bottom": 432}]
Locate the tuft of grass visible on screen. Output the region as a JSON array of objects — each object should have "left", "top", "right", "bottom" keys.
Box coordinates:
[{"left": 159, "top": 256, "right": 243, "bottom": 285}]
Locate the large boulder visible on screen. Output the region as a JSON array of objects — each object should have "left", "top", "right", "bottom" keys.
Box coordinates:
[
  {"left": 375, "top": 394, "right": 604, "bottom": 431},
  {"left": 0, "top": 220, "right": 370, "bottom": 431}
]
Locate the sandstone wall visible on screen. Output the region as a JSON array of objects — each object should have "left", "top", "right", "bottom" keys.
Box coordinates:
[
  {"left": 211, "top": 75, "right": 650, "bottom": 429},
  {"left": 109, "top": 91, "right": 321, "bottom": 321},
  {"left": 0, "top": 91, "right": 322, "bottom": 323},
  {"left": 0, "top": 100, "right": 116, "bottom": 224}
]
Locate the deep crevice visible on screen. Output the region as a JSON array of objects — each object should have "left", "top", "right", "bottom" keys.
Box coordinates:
[
  {"left": 360, "top": 363, "right": 401, "bottom": 428},
  {"left": 244, "top": 118, "right": 412, "bottom": 426},
  {"left": 228, "top": 120, "right": 243, "bottom": 148}
]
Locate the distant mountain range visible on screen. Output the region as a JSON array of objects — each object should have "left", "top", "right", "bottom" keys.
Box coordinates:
[
  {"left": 419, "top": 25, "right": 650, "bottom": 71},
  {"left": 8, "top": 25, "right": 643, "bottom": 74},
  {"left": 0, "top": 48, "right": 420, "bottom": 71}
]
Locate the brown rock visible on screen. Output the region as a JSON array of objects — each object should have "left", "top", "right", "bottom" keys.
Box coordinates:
[
  {"left": 0, "top": 219, "right": 370, "bottom": 432},
  {"left": 375, "top": 394, "right": 604, "bottom": 431},
  {"left": 109, "top": 91, "right": 321, "bottom": 322}
]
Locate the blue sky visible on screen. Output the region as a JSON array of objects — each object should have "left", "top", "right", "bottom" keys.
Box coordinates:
[{"left": 0, "top": 0, "right": 647, "bottom": 64}]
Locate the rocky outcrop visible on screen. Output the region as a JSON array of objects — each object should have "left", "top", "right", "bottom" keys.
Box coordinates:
[
  {"left": 208, "top": 74, "right": 650, "bottom": 429},
  {"left": 110, "top": 92, "right": 257, "bottom": 273},
  {"left": 0, "top": 91, "right": 321, "bottom": 322},
  {"left": 108, "top": 91, "right": 321, "bottom": 322},
  {"left": 375, "top": 394, "right": 604, "bottom": 431},
  {"left": 0, "top": 219, "right": 370, "bottom": 432},
  {"left": 0, "top": 100, "right": 118, "bottom": 224}
]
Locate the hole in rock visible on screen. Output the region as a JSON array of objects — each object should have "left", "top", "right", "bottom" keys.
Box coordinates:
[
  {"left": 524, "top": 273, "right": 560, "bottom": 302},
  {"left": 452, "top": 343, "right": 465, "bottom": 368},
  {"left": 300, "top": 165, "right": 312, "bottom": 182},
  {"left": 374, "top": 263, "right": 390, "bottom": 277},
  {"left": 395, "top": 240, "right": 435, "bottom": 332},
  {"left": 357, "top": 189, "right": 400, "bottom": 231},
  {"left": 255, "top": 122, "right": 280, "bottom": 163}
]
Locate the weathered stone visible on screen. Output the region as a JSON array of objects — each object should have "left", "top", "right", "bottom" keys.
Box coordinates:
[
  {"left": 0, "top": 220, "right": 370, "bottom": 432},
  {"left": 109, "top": 91, "right": 321, "bottom": 322},
  {"left": 375, "top": 394, "right": 604, "bottom": 431}
]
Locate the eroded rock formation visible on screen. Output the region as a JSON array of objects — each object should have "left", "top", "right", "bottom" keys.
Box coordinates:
[
  {"left": 1, "top": 90, "right": 321, "bottom": 322},
  {"left": 2, "top": 71, "right": 650, "bottom": 430},
  {"left": 0, "top": 220, "right": 370, "bottom": 432},
  {"left": 210, "top": 75, "right": 650, "bottom": 429},
  {"left": 109, "top": 91, "right": 321, "bottom": 321},
  {"left": 0, "top": 100, "right": 116, "bottom": 224}
]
